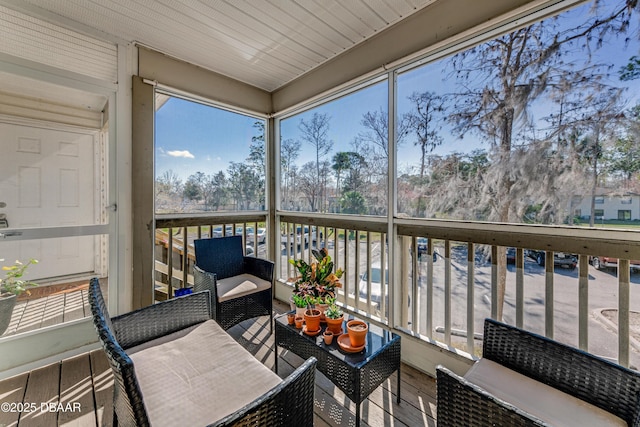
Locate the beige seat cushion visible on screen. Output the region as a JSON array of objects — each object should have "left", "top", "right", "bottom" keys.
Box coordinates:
[
  {"left": 217, "top": 273, "right": 271, "bottom": 302},
  {"left": 464, "top": 359, "right": 626, "bottom": 427},
  {"left": 128, "top": 320, "right": 281, "bottom": 427}
]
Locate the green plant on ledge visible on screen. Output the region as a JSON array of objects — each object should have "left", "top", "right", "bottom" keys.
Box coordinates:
[{"left": 1, "top": 259, "right": 38, "bottom": 297}]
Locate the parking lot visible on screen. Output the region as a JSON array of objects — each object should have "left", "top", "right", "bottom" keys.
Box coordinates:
[{"left": 274, "top": 238, "right": 640, "bottom": 368}]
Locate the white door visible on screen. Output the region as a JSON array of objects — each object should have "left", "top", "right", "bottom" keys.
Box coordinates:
[{"left": 0, "top": 122, "right": 98, "bottom": 280}]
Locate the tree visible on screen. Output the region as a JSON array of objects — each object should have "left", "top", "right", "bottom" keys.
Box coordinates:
[
  {"left": 202, "top": 171, "right": 228, "bottom": 211},
  {"left": 358, "top": 107, "right": 410, "bottom": 158},
  {"left": 297, "top": 161, "right": 324, "bottom": 211},
  {"left": 444, "top": 0, "right": 636, "bottom": 319},
  {"left": 299, "top": 113, "right": 333, "bottom": 211},
  {"left": 281, "top": 138, "right": 301, "bottom": 209},
  {"left": 405, "top": 91, "right": 447, "bottom": 217},
  {"left": 227, "top": 162, "right": 260, "bottom": 210},
  {"left": 609, "top": 105, "right": 640, "bottom": 184},
  {"left": 183, "top": 172, "right": 205, "bottom": 203},
  {"left": 156, "top": 169, "right": 182, "bottom": 195},
  {"left": 340, "top": 191, "right": 367, "bottom": 214},
  {"left": 248, "top": 121, "right": 266, "bottom": 207},
  {"left": 332, "top": 152, "right": 351, "bottom": 206}
]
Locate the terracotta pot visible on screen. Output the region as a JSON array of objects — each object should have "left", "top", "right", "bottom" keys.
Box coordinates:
[
  {"left": 294, "top": 316, "right": 304, "bottom": 329},
  {"left": 323, "top": 330, "right": 334, "bottom": 345},
  {"left": 346, "top": 319, "right": 368, "bottom": 347},
  {"left": 325, "top": 315, "right": 344, "bottom": 335},
  {"left": 304, "top": 309, "right": 321, "bottom": 332},
  {"left": 316, "top": 303, "right": 329, "bottom": 321},
  {"left": 287, "top": 313, "right": 295, "bottom": 325}
]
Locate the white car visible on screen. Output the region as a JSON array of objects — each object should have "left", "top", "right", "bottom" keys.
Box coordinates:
[
  {"left": 248, "top": 227, "right": 266, "bottom": 244},
  {"left": 358, "top": 264, "right": 389, "bottom": 305}
]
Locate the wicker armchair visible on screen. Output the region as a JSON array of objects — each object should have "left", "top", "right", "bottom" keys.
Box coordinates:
[
  {"left": 88, "top": 278, "right": 317, "bottom": 427},
  {"left": 437, "top": 318, "right": 640, "bottom": 427},
  {"left": 194, "top": 235, "right": 274, "bottom": 332}
]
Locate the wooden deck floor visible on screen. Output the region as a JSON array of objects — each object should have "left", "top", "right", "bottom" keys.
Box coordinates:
[
  {"left": 3, "top": 280, "right": 109, "bottom": 337},
  {"left": 0, "top": 300, "right": 437, "bottom": 427}
]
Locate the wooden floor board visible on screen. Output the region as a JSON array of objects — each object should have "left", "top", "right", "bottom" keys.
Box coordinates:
[
  {"left": 58, "top": 354, "right": 96, "bottom": 426},
  {"left": 0, "top": 309, "right": 437, "bottom": 427},
  {"left": 88, "top": 350, "right": 113, "bottom": 427},
  {"left": 0, "top": 371, "right": 28, "bottom": 426},
  {"left": 18, "top": 362, "right": 60, "bottom": 427}
]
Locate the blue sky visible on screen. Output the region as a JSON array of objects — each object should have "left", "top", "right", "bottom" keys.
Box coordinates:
[{"left": 155, "top": 0, "right": 640, "bottom": 183}]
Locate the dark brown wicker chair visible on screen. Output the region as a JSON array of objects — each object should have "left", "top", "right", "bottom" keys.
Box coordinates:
[
  {"left": 88, "top": 278, "right": 317, "bottom": 427},
  {"left": 193, "top": 235, "right": 274, "bottom": 332},
  {"left": 437, "top": 318, "right": 640, "bottom": 427}
]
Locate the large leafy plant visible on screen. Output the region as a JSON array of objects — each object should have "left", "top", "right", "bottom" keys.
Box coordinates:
[
  {"left": 0, "top": 259, "right": 38, "bottom": 296},
  {"left": 289, "top": 248, "right": 343, "bottom": 304}
]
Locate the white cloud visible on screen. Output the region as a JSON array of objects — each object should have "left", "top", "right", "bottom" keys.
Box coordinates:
[{"left": 167, "top": 150, "right": 195, "bottom": 159}]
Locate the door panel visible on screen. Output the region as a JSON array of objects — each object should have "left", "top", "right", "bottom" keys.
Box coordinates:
[{"left": 0, "top": 123, "right": 97, "bottom": 280}]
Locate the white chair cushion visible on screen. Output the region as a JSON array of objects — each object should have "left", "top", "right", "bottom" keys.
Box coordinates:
[
  {"left": 128, "top": 320, "right": 281, "bottom": 427},
  {"left": 217, "top": 273, "right": 271, "bottom": 302},
  {"left": 464, "top": 359, "right": 626, "bottom": 427}
]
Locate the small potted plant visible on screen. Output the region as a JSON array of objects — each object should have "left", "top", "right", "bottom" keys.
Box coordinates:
[
  {"left": 303, "top": 301, "right": 322, "bottom": 333},
  {"left": 324, "top": 303, "right": 344, "bottom": 335},
  {"left": 0, "top": 259, "right": 38, "bottom": 335},
  {"left": 292, "top": 294, "right": 308, "bottom": 318}
]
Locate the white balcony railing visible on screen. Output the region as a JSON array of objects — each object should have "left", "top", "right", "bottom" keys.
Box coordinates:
[{"left": 154, "top": 212, "right": 640, "bottom": 370}]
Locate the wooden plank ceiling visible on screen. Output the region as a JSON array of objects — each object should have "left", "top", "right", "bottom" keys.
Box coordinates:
[{"left": 1, "top": 0, "right": 438, "bottom": 91}]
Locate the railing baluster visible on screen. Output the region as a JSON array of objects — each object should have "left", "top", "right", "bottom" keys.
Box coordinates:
[
  {"left": 516, "top": 248, "right": 524, "bottom": 329},
  {"left": 426, "top": 238, "right": 433, "bottom": 339},
  {"left": 366, "top": 231, "right": 373, "bottom": 316},
  {"left": 355, "top": 230, "right": 361, "bottom": 313},
  {"left": 380, "top": 232, "right": 386, "bottom": 323},
  {"left": 444, "top": 240, "right": 451, "bottom": 345},
  {"left": 467, "top": 242, "right": 475, "bottom": 354},
  {"left": 545, "top": 250, "right": 554, "bottom": 339},
  {"left": 344, "top": 228, "right": 351, "bottom": 307},
  {"left": 412, "top": 237, "right": 419, "bottom": 333},
  {"left": 182, "top": 226, "right": 188, "bottom": 289},
  {"left": 167, "top": 228, "right": 174, "bottom": 299},
  {"left": 578, "top": 254, "right": 589, "bottom": 351},
  {"left": 491, "top": 245, "right": 498, "bottom": 320},
  {"left": 619, "top": 259, "right": 630, "bottom": 368}
]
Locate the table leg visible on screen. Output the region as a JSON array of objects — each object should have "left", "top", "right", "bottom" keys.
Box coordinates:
[
  {"left": 355, "top": 402, "right": 360, "bottom": 427},
  {"left": 274, "top": 346, "right": 278, "bottom": 373}
]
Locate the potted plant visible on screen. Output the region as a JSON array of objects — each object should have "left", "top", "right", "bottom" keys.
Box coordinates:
[
  {"left": 346, "top": 319, "right": 368, "bottom": 348},
  {"left": 303, "top": 306, "right": 321, "bottom": 333},
  {"left": 292, "top": 294, "right": 308, "bottom": 317},
  {"left": 324, "top": 303, "right": 344, "bottom": 335},
  {"left": 0, "top": 259, "right": 38, "bottom": 335},
  {"left": 289, "top": 247, "right": 344, "bottom": 316}
]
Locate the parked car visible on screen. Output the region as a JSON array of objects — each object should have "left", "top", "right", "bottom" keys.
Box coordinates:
[
  {"left": 589, "top": 256, "right": 640, "bottom": 272},
  {"left": 212, "top": 226, "right": 233, "bottom": 238},
  {"left": 280, "top": 226, "right": 322, "bottom": 248},
  {"left": 358, "top": 264, "right": 389, "bottom": 305},
  {"left": 248, "top": 227, "right": 267, "bottom": 244},
  {"left": 415, "top": 237, "right": 439, "bottom": 261},
  {"left": 281, "top": 225, "right": 309, "bottom": 247},
  {"left": 506, "top": 247, "right": 516, "bottom": 264},
  {"left": 526, "top": 249, "right": 577, "bottom": 269}
]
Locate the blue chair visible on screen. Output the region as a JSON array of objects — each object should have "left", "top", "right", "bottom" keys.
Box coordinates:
[{"left": 193, "top": 235, "right": 273, "bottom": 332}]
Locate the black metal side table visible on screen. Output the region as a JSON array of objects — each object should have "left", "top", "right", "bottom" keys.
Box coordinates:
[{"left": 274, "top": 312, "right": 401, "bottom": 427}]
